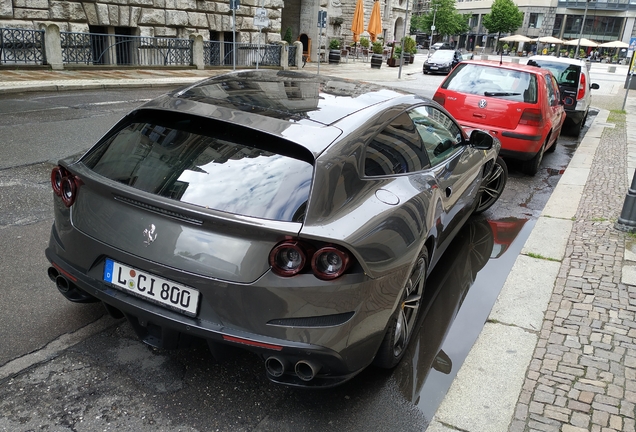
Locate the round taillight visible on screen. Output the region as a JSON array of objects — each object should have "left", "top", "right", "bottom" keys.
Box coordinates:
[
  {"left": 61, "top": 176, "right": 77, "bottom": 207},
  {"left": 312, "top": 246, "right": 350, "bottom": 280},
  {"left": 269, "top": 241, "right": 308, "bottom": 277},
  {"left": 51, "top": 166, "right": 67, "bottom": 197}
]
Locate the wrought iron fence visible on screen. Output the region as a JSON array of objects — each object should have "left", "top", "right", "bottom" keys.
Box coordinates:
[
  {"left": 289, "top": 45, "right": 297, "bottom": 67},
  {"left": 204, "top": 40, "right": 282, "bottom": 67},
  {"left": 0, "top": 28, "right": 46, "bottom": 65},
  {"left": 61, "top": 32, "right": 193, "bottom": 66}
]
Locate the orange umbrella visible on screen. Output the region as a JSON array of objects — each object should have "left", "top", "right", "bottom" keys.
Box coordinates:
[
  {"left": 351, "top": 0, "right": 364, "bottom": 43},
  {"left": 367, "top": 0, "right": 382, "bottom": 43}
]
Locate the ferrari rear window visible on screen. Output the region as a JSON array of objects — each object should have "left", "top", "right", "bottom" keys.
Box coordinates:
[
  {"left": 443, "top": 63, "right": 538, "bottom": 104},
  {"left": 82, "top": 111, "right": 313, "bottom": 222}
]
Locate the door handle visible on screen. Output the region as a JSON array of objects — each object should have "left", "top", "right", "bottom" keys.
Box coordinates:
[{"left": 445, "top": 187, "right": 452, "bottom": 198}]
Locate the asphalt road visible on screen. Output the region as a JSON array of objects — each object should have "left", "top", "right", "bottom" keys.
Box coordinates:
[{"left": 0, "top": 70, "right": 604, "bottom": 430}]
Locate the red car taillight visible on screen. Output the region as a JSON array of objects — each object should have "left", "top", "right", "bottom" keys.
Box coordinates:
[
  {"left": 51, "top": 165, "right": 79, "bottom": 207},
  {"left": 433, "top": 92, "right": 445, "bottom": 106},
  {"left": 519, "top": 108, "right": 543, "bottom": 127},
  {"left": 577, "top": 73, "right": 586, "bottom": 100},
  {"left": 311, "top": 246, "right": 351, "bottom": 280},
  {"left": 269, "top": 241, "right": 352, "bottom": 280},
  {"left": 51, "top": 166, "right": 68, "bottom": 197}
]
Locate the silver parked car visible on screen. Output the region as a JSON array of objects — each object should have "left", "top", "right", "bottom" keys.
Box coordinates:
[
  {"left": 527, "top": 55, "right": 599, "bottom": 136},
  {"left": 46, "top": 70, "right": 506, "bottom": 387}
]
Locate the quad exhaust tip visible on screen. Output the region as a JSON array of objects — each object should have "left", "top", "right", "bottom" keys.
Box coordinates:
[
  {"left": 265, "top": 356, "right": 288, "bottom": 378},
  {"left": 55, "top": 275, "right": 70, "bottom": 293},
  {"left": 265, "top": 357, "right": 322, "bottom": 381},
  {"left": 295, "top": 360, "right": 321, "bottom": 382}
]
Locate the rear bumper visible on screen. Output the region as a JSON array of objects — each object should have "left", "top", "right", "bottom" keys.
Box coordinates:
[
  {"left": 423, "top": 65, "right": 452, "bottom": 74},
  {"left": 564, "top": 108, "right": 586, "bottom": 125},
  {"left": 45, "top": 224, "right": 403, "bottom": 388}
]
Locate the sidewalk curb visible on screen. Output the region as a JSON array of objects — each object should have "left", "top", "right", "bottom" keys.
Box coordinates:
[
  {"left": 428, "top": 108, "right": 613, "bottom": 432},
  {"left": 0, "top": 78, "right": 203, "bottom": 94}
]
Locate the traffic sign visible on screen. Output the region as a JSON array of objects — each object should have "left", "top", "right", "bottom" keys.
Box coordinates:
[
  {"left": 229, "top": 0, "right": 239, "bottom": 10},
  {"left": 318, "top": 10, "right": 327, "bottom": 29},
  {"left": 254, "top": 7, "right": 269, "bottom": 27}
]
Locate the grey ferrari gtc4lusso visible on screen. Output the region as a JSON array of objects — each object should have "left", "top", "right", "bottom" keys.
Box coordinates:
[{"left": 46, "top": 70, "right": 506, "bottom": 388}]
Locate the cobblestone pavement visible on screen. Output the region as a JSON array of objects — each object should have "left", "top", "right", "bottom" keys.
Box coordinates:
[{"left": 510, "top": 91, "right": 636, "bottom": 431}]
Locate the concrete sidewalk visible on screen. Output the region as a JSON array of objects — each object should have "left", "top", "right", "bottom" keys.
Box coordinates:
[{"left": 2, "top": 56, "right": 636, "bottom": 431}]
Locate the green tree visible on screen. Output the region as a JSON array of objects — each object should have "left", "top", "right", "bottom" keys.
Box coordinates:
[
  {"left": 412, "top": 0, "right": 469, "bottom": 41},
  {"left": 481, "top": 0, "right": 523, "bottom": 42},
  {"left": 282, "top": 27, "right": 293, "bottom": 45}
]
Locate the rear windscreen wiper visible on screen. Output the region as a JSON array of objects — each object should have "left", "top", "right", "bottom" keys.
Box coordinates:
[{"left": 484, "top": 92, "right": 521, "bottom": 97}]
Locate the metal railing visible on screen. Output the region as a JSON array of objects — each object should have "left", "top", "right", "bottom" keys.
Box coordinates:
[
  {"left": 0, "top": 28, "right": 46, "bottom": 65},
  {"left": 1, "top": 27, "right": 291, "bottom": 69},
  {"left": 203, "top": 40, "right": 282, "bottom": 67},
  {"left": 60, "top": 32, "right": 193, "bottom": 66}
]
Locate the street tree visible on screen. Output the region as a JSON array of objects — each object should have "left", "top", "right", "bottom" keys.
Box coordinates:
[
  {"left": 481, "top": 0, "right": 524, "bottom": 45},
  {"left": 412, "top": 0, "right": 469, "bottom": 43}
]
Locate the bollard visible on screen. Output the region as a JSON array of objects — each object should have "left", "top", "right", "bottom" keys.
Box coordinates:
[{"left": 616, "top": 170, "right": 636, "bottom": 233}]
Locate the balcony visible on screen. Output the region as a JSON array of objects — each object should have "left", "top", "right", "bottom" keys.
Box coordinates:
[{"left": 557, "top": 0, "right": 633, "bottom": 11}]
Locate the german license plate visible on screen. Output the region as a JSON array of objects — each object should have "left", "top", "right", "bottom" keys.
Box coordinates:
[
  {"left": 103, "top": 259, "right": 200, "bottom": 317},
  {"left": 430, "top": 66, "right": 438, "bottom": 70}
]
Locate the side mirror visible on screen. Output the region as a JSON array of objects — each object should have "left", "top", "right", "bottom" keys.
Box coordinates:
[
  {"left": 432, "top": 349, "right": 453, "bottom": 374},
  {"left": 590, "top": 83, "right": 600, "bottom": 90},
  {"left": 469, "top": 129, "right": 494, "bottom": 150}
]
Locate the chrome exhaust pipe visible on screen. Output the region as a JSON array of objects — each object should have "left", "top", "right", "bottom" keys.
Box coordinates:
[
  {"left": 295, "top": 360, "right": 321, "bottom": 382},
  {"left": 47, "top": 267, "right": 59, "bottom": 282},
  {"left": 55, "top": 275, "right": 70, "bottom": 293},
  {"left": 265, "top": 356, "right": 288, "bottom": 378}
]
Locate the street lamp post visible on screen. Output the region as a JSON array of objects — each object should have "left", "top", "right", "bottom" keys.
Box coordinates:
[
  {"left": 575, "top": 0, "right": 590, "bottom": 59},
  {"left": 428, "top": 5, "right": 437, "bottom": 55}
]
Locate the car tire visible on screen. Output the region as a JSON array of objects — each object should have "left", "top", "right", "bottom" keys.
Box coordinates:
[
  {"left": 521, "top": 141, "right": 545, "bottom": 176},
  {"left": 373, "top": 250, "right": 428, "bottom": 369},
  {"left": 473, "top": 157, "right": 508, "bottom": 214},
  {"left": 546, "top": 135, "right": 557, "bottom": 153}
]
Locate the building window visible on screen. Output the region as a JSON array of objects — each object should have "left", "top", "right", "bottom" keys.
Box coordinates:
[
  {"left": 528, "top": 13, "right": 543, "bottom": 29},
  {"left": 553, "top": 14, "right": 563, "bottom": 37}
]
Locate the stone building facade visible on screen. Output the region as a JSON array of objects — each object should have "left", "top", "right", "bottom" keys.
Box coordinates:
[{"left": 0, "top": 0, "right": 411, "bottom": 63}]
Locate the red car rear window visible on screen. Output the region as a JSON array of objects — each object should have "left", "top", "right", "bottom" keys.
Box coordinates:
[{"left": 442, "top": 63, "right": 538, "bottom": 104}]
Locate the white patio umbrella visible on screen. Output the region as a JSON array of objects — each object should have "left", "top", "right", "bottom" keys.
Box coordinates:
[
  {"left": 531, "top": 36, "right": 564, "bottom": 44},
  {"left": 598, "top": 40, "right": 629, "bottom": 49},
  {"left": 499, "top": 34, "right": 533, "bottom": 43},
  {"left": 564, "top": 38, "right": 598, "bottom": 47},
  {"left": 498, "top": 34, "right": 532, "bottom": 65},
  {"left": 598, "top": 40, "right": 629, "bottom": 62}
]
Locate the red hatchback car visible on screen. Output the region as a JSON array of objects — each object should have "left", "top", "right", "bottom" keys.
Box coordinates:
[{"left": 433, "top": 60, "right": 565, "bottom": 175}]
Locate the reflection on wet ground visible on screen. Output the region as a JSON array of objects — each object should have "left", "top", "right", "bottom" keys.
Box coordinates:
[{"left": 389, "top": 215, "right": 534, "bottom": 425}]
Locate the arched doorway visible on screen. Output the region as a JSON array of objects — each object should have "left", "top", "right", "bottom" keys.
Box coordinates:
[{"left": 394, "top": 17, "right": 404, "bottom": 42}]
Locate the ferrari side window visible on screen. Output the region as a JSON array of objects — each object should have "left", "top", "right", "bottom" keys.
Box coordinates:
[
  {"left": 409, "top": 106, "right": 462, "bottom": 167},
  {"left": 364, "top": 112, "right": 430, "bottom": 176}
]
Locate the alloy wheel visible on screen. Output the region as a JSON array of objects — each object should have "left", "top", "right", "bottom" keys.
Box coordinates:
[{"left": 474, "top": 157, "right": 508, "bottom": 214}]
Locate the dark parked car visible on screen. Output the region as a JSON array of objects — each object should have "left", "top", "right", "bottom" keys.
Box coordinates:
[
  {"left": 527, "top": 55, "right": 599, "bottom": 136},
  {"left": 423, "top": 49, "right": 464, "bottom": 74},
  {"left": 46, "top": 70, "right": 506, "bottom": 388},
  {"left": 431, "top": 42, "right": 452, "bottom": 51}
]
